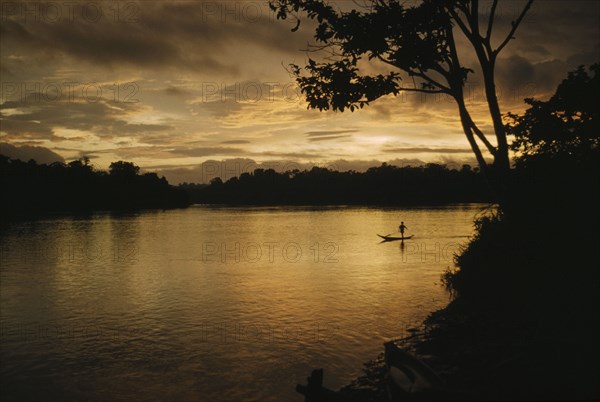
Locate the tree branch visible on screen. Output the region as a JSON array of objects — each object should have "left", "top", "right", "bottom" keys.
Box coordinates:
[
  {"left": 411, "top": 69, "right": 452, "bottom": 93},
  {"left": 376, "top": 55, "right": 452, "bottom": 93},
  {"left": 463, "top": 121, "right": 489, "bottom": 172},
  {"left": 397, "top": 87, "right": 447, "bottom": 94},
  {"left": 485, "top": 0, "right": 498, "bottom": 41},
  {"left": 445, "top": 21, "right": 476, "bottom": 88},
  {"left": 470, "top": 0, "right": 480, "bottom": 37},
  {"left": 444, "top": 22, "right": 496, "bottom": 160},
  {"left": 449, "top": 8, "right": 474, "bottom": 41},
  {"left": 469, "top": 116, "right": 498, "bottom": 156},
  {"left": 450, "top": 4, "right": 492, "bottom": 66},
  {"left": 430, "top": 63, "right": 452, "bottom": 81},
  {"left": 494, "top": 0, "right": 534, "bottom": 56}
]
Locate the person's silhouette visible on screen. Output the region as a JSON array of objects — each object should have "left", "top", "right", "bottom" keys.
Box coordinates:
[{"left": 399, "top": 221, "right": 408, "bottom": 237}]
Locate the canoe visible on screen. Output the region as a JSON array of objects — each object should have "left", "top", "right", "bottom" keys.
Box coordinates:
[
  {"left": 377, "top": 234, "right": 414, "bottom": 241},
  {"left": 384, "top": 341, "right": 446, "bottom": 400}
]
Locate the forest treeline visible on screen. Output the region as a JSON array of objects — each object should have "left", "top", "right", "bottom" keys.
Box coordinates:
[
  {"left": 179, "top": 163, "right": 491, "bottom": 205},
  {"left": 0, "top": 157, "right": 189, "bottom": 219}
]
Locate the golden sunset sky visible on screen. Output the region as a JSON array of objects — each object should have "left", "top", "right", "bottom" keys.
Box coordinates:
[{"left": 1, "top": 0, "right": 598, "bottom": 183}]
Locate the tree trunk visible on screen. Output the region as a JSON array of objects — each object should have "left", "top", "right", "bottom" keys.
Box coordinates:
[
  {"left": 456, "top": 98, "right": 488, "bottom": 173},
  {"left": 481, "top": 61, "right": 510, "bottom": 172},
  {"left": 479, "top": 61, "right": 510, "bottom": 206},
  {"left": 455, "top": 95, "right": 511, "bottom": 204}
]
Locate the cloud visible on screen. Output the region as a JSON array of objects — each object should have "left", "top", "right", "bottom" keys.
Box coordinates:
[
  {"left": 256, "top": 150, "right": 323, "bottom": 159},
  {"left": 521, "top": 44, "right": 550, "bottom": 57},
  {"left": 163, "top": 86, "right": 193, "bottom": 97},
  {"left": 0, "top": 142, "right": 65, "bottom": 164},
  {"left": 194, "top": 99, "right": 245, "bottom": 119},
  {"left": 305, "top": 129, "right": 356, "bottom": 142},
  {"left": 169, "top": 147, "right": 244, "bottom": 157},
  {"left": 221, "top": 140, "right": 251, "bottom": 144},
  {"left": 308, "top": 135, "right": 352, "bottom": 142},
  {"left": 2, "top": 19, "right": 178, "bottom": 68},
  {"left": 496, "top": 55, "right": 536, "bottom": 92},
  {"left": 496, "top": 50, "right": 599, "bottom": 103},
  {"left": 0, "top": 98, "right": 171, "bottom": 141},
  {"left": 383, "top": 147, "right": 473, "bottom": 154},
  {"left": 305, "top": 129, "right": 359, "bottom": 137},
  {"left": 1, "top": 0, "right": 598, "bottom": 173},
  {"left": 0, "top": 1, "right": 311, "bottom": 76}
]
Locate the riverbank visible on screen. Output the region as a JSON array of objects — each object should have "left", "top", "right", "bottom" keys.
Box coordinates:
[
  {"left": 338, "top": 293, "right": 600, "bottom": 401},
  {"left": 336, "top": 303, "right": 467, "bottom": 402}
]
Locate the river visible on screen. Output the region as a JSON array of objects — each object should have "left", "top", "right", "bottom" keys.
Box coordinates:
[{"left": 0, "top": 204, "right": 486, "bottom": 401}]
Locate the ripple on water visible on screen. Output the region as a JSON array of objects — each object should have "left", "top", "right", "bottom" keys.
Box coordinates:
[{"left": 0, "top": 205, "right": 483, "bottom": 401}]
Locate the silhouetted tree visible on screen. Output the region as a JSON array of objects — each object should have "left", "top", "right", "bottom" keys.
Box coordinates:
[
  {"left": 504, "top": 63, "right": 599, "bottom": 215},
  {"left": 184, "top": 163, "right": 489, "bottom": 205},
  {"left": 270, "top": 0, "right": 533, "bottom": 199},
  {"left": 440, "top": 64, "right": 600, "bottom": 402},
  {"left": 109, "top": 161, "right": 140, "bottom": 176},
  {"left": 507, "top": 63, "right": 599, "bottom": 167},
  {"left": 446, "top": 64, "right": 600, "bottom": 299},
  {"left": 0, "top": 157, "right": 189, "bottom": 219}
]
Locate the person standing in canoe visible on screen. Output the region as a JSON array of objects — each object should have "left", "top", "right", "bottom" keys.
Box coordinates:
[{"left": 399, "top": 222, "right": 408, "bottom": 237}]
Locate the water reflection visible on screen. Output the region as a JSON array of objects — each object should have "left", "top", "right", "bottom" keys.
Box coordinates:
[{"left": 1, "top": 205, "right": 484, "bottom": 402}]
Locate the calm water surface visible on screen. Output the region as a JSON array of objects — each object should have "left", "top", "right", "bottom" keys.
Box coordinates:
[{"left": 1, "top": 204, "right": 487, "bottom": 401}]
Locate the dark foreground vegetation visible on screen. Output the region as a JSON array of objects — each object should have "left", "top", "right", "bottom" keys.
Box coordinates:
[
  {"left": 339, "top": 64, "right": 600, "bottom": 401},
  {"left": 180, "top": 163, "right": 491, "bottom": 205},
  {"left": 444, "top": 65, "right": 599, "bottom": 310},
  {"left": 0, "top": 158, "right": 189, "bottom": 219},
  {"left": 437, "top": 64, "right": 599, "bottom": 399}
]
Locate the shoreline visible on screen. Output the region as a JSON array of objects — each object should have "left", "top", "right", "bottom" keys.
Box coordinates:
[
  {"left": 336, "top": 306, "right": 457, "bottom": 402},
  {"left": 338, "top": 294, "right": 600, "bottom": 401}
]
